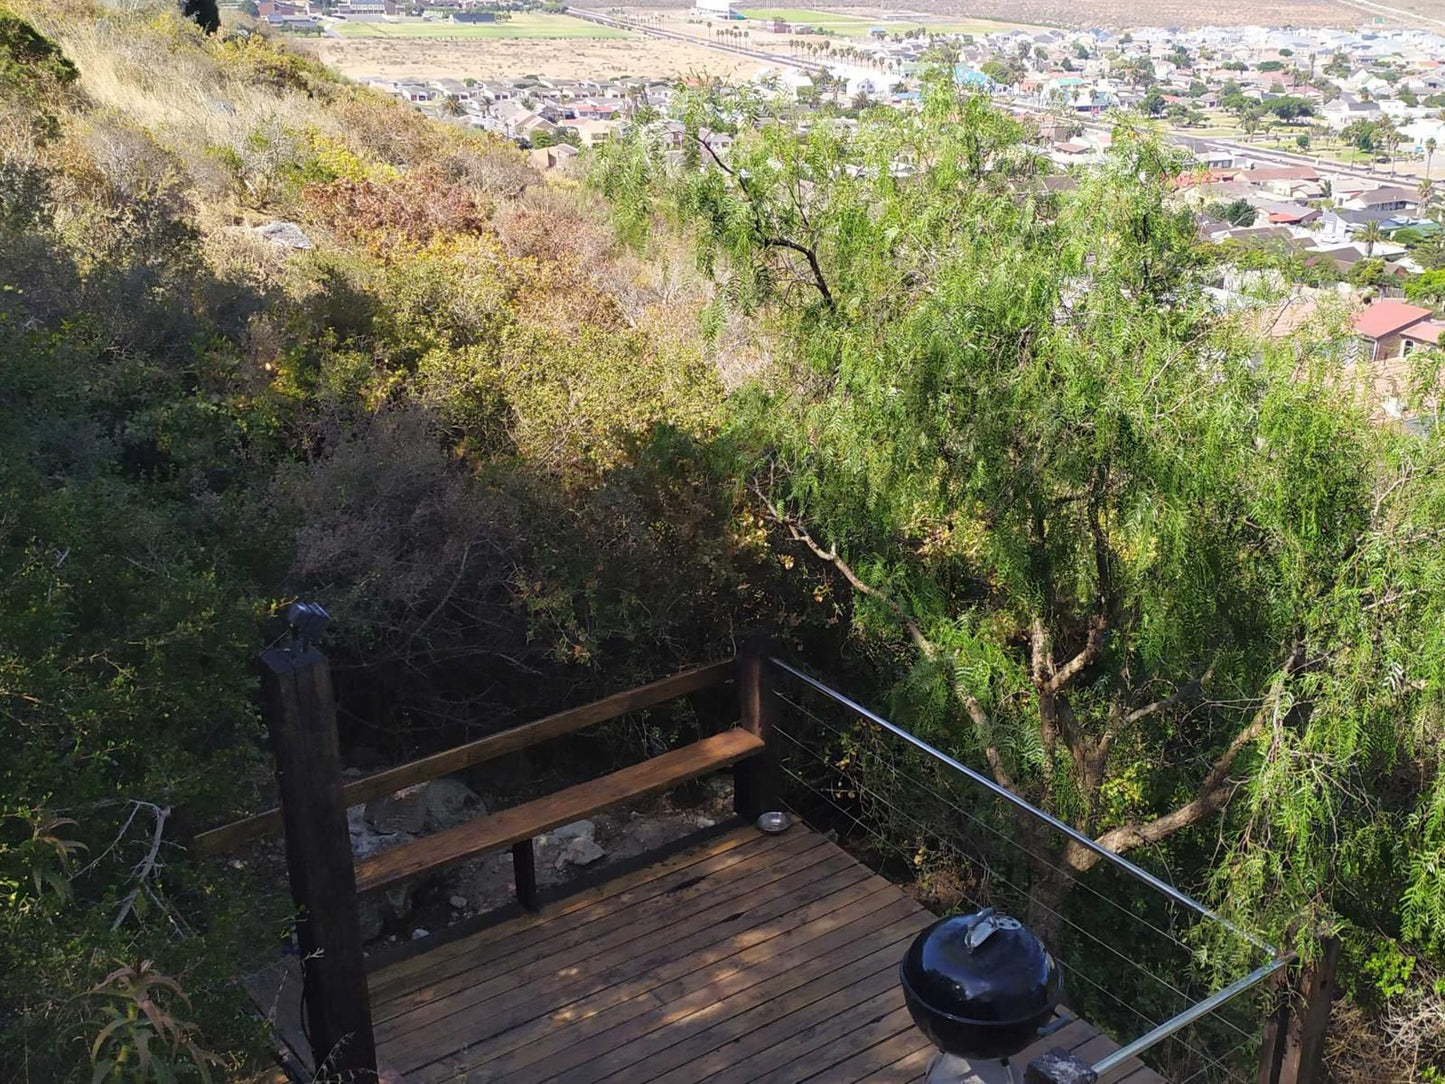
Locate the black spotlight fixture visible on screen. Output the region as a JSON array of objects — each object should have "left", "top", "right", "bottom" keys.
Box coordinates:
[{"left": 899, "top": 908, "right": 1065, "bottom": 1083}]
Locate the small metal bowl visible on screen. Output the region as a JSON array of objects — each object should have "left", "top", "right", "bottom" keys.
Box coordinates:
[{"left": 757, "top": 811, "right": 792, "bottom": 834}]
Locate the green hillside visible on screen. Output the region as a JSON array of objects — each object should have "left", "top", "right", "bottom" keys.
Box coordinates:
[{"left": 1, "top": 3, "right": 1444, "bottom": 1082}]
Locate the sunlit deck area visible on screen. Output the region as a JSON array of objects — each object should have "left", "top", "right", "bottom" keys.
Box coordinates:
[{"left": 252, "top": 824, "right": 1163, "bottom": 1082}]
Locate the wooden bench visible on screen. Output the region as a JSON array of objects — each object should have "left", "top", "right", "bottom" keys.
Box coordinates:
[
  {"left": 198, "top": 637, "right": 780, "bottom": 1082},
  {"left": 191, "top": 660, "right": 738, "bottom": 858},
  {"left": 196, "top": 653, "right": 778, "bottom": 910},
  {"left": 354, "top": 728, "right": 765, "bottom": 893}
]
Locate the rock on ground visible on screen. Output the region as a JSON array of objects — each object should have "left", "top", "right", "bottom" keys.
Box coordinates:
[
  {"left": 254, "top": 220, "right": 312, "bottom": 249},
  {"left": 558, "top": 836, "right": 606, "bottom": 868},
  {"left": 550, "top": 819, "right": 595, "bottom": 843},
  {"left": 365, "top": 784, "right": 428, "bottom": 835},
  {"left": 423, "top": 777, "right": 485, "bottom": 831}
]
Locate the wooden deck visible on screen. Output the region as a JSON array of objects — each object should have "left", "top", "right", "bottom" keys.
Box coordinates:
[{"left": 252, "top": 824, "right": 1165, "bottom": 1083}]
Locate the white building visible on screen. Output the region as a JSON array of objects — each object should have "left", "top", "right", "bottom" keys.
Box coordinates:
[{"left": 693, "top": 0, "right": 737, "bottom": 18}]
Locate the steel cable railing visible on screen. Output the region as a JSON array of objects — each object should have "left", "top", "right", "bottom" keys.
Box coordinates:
[{"left": 767, "top": 658, "right": 1292, "bottom": 1084}]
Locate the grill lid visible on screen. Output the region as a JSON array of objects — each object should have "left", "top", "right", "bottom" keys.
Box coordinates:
[{"left": 899, "top": 908, "right": 1062, "bottom": 1059}]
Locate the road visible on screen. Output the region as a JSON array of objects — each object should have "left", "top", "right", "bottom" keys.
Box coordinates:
[
  {"left": 1138, "top": 129, "right": 1417, "bottom": 186},
  {"left": 1331, "top": 0, "right": 1445, "bottom": 30},
  {"left": 1009, "top": 100, "right": 1419, "bottom": 186}
]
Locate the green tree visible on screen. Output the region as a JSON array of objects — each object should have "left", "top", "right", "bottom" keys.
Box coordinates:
[
  {"left": 1343, "top": 118, "right": 1379, "bottom": 154},
  {"left": 1116, "top": 54, "right": 1156, "bottom": 88},
  {"left": 1405, "top": 267, "right": 1445, "bottom": 305},
  {"left": 595, "top": 86, "right": 1445, "bottom": 1022},
  {"left": 1208, "top": 197, "right": 1256, "bottom": 226},
  {"left": 1269, "top": 96, "right": 1314, "bottom": 122},
  {"left": 1347, "top": 255, "right": 1389, "bottom": 285},
  {"left": 1359, "top": 219, "right": 1385, "bottom": 257}
]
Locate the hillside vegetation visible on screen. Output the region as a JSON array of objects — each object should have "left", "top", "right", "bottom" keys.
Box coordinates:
[
  {"left": 1, "top": 3, "right": 1444, "bottom": 1083},
  {"left": 0, "top": 2, "right": 801, "bottom": 1078}
]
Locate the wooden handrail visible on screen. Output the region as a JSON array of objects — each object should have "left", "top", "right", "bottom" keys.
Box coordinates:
[
  {"left": 353, "top": 728, "right": 765, "bottom": 894},
  {"left": 193, "top": 659, "right": 736, "bottom": 857}
]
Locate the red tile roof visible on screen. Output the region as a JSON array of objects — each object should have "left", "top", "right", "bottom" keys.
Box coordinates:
[
  {"left": 1353, "top": 301, "right": 1433, "bottom": 339},
  {"left": 1402, "top": 322, "right": 1443, "bottom": 345}
]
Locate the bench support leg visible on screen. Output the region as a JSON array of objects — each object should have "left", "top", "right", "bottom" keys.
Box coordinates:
[{"left": 513, "top": 838, "right": 539, "bottom": 912}]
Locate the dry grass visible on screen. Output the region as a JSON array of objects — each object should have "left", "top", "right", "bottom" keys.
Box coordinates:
[
  {"left": 1326, "top": 986, "right": 1445, "bottom": 1083},
  {"left": 307, "top": 33, "right": 770, "bottom": 81},
  {"left": 27, "top": 3, "right": 327, "bottom": 152}
]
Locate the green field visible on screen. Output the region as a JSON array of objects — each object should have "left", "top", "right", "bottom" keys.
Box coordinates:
[
  {"left": 736, "top": 8, "right": 1035, "bottom": 36},
  {"left": 333, "top": 13, "right": 630, "bottom": 38}
]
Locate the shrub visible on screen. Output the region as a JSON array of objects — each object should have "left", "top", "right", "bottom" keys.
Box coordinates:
[{"left": 302, "top": 165, "right": 493, "bottom": 249}]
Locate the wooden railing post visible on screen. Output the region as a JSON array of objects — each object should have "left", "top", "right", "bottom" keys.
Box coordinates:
[
  {"left": 259, "top": 644, "right": 378, "bottom": 1080},
  {"left": 734, "top": 637, "right": 779, "bottom": 821},
  {"left": 1258, "top": 938, "right": 1339, "bottom": 1084}
]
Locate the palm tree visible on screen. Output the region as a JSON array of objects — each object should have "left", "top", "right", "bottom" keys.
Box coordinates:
[
  {"left": 1426, "top": 136, "right": 1438, "bottom": 182},
  {"left": 1359, "top": 219, "right": 1384, "bottom": 257},
  {"left": 1419, "top": 177, "right": 1436, "bottom": 215}
]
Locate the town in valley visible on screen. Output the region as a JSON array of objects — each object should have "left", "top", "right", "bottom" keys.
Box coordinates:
[{"left": 242, "top": 0, "right": 1445, "bottom": 420}]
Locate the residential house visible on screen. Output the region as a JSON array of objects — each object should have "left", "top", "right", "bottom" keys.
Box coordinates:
[
  {"left": 528, "top": 143, "right": 580, "bottom": 171},
  {"left": 1322, "top": 93, "right": 1381, "bottom": 129},
  {"left": 258, "top": 0, "right": 308, "bottom": 16},
  {"left": 394, "top": 81, "right": 435, "bottom": 103},
  {"left": 1353, "top": 300, "right": 1444, "bottom": 362},
  {"left": 697, "top": 127, "right": 734, "bottom": 154},
  {"left": 431, "top": 78, "right": 472, "bottom": 101},
  {"left": 476, "top": 82, "right": 515, "bottom": 102},
  {"left": 516, "top": 114, "right": 558, "bottom": 142},
  {"left": 491, "top": 100, "right": 556, "bottom": 140},
  {"left": 334, "top": 0, "right": 386, "bottom": 16},
  {"left": 1251, "top": 200, "right": 1321, "bottom": 226},
  {"left": 569, "top": 118, "right": 618, "bottom": 146},
  {"left": 1351, "top": 300, "right": 1445, "bottom": 420},
  {"left": 1345, "top": 186, "right": 1419, "bottom": 212},
  {"left": 574, "top": 98, "right": 624, "bottom": 121}
]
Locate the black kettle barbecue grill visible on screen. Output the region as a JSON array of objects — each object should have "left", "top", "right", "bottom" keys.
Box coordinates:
[{"left": 899, "top": 908, "right": 1065, "bottom": 1083}]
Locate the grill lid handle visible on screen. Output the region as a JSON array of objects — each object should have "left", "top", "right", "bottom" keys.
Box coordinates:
[{"left": 965, "top": 909, "right": 1023, "bottom": 951}]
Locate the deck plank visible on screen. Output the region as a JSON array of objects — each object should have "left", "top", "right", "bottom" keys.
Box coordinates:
[
  {"left": 789, "top": 1008, "right": 934, "bottom": 1083},
  {"left": 412, "top": 877, "right": 913, "bottom": 1080},
  {"left": 650, "top": 972, "right": 904, "bottom": 1082},
  {"left": 241, "top": 824, "right": 1175, "bottom": 1083},
  {"left": 578, "top": 914, "right": 931, "bottom": 1084},
  {"left": 382, "top": 845, "right": 864, "bottom": 1066},
  {"left": 369, "top": 826, "right": 787, "bottom": 1000},
  {"left": 374, "top": 830, "right": 827, "bottom": 1026},
  {"left": 422, "top": 877, "right": 904, "bottom": 1081}
]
